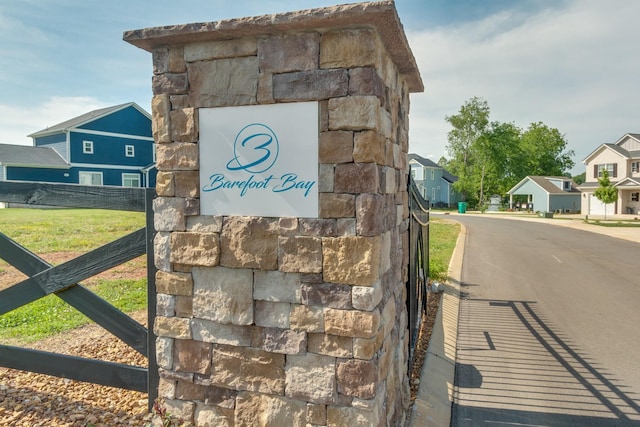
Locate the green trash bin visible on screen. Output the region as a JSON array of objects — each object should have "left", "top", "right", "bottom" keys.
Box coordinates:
[{"left": 458, "top": 201, "right": 467, "bottom": 213}]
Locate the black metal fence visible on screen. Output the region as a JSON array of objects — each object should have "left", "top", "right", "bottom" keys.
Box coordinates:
[
  {"left": 0, "top": 181, "right": 157, "bottom": 409},
  {"left": 407, "top": 176, "right": 429, "bottom": 370}
]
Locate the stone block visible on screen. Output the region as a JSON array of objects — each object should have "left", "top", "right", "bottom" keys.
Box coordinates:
[
  {"left": 323, "top": 308, "right": 380, "bottom": 339},
  {"left": 174, "top": 171, "right": 200, "bottom": 198},
  {"left": 258, "top": 327, "right": 307, "bottom": 355},
  {"left": 235, "top": 392, "right": 307, "bottom": 427},
  {"left": 319, "top": 193, "right": 354, "bottom": 219},
  {"left": 356, "top": 193, "right": 385, "bottom": 236},
  {"left": 254, "top": 300, "right": 291, "bottom": 329},
  {"left": 210, "top": 344, "right": 285, "bottom": 395},
  {"left": 353, "top": 328, "right": 384, "bottom": 360},
  {"left": 278, "top": 217, "right": 298, "bottom": 235},
  {"left": 185, "top": 39, "right": 257, "bottom": 62},
  {"left": 327, "top": 405, "right": 379, "bottom": 427},
  {"left": 190, "top": 318, "right": 252, "bottom": 346},
  {"left": 156, "top": 293, "right": 175, "bottom": 317},
  {"left": 258, "top": 33, "right": 319, "bottom": 72},
  {"left": 336, "top": 358, "right": 377, "bottom": 399},
  {"left": 253, "top": 270, "right": 301, "bottom": 303},
  {"left": 170, "top": 107, "right": 197, "bottom": 143},
  {"left": 173, "top": 339, "right": 212, "bottom": 374},
  {"left": 307, "top": 403, "right": 327, "bottom": 426},
  {"left": 273, "top": 69, "right": 348, "bottom": 101},
  {"left": 328, "top": 96, "right": 380, "bottom": 131},
  {"left": 289, "top": 305, "right": 324, "bottom": 333},
  {"left": 156, "top": 171, "right": 174, "bottom": 196},
  {"left": 318, "top": 163, "right": 334, "bottom": 193},
  {"left": 351, "top": 283, "right": 383, "bottom": 311},
  {"left": 307, "top": 333, "right": 352, "bottom": 358},
  {"left": 156, "top": 337, "right": 174, "bottom": 370},
  {"left": 175, "top": 381, "right": 206, "bottom": 401},
  {"left": 320, "top": 29, "right": 379, "bottom": 69},
  {"left": 158, "top": 377, "right": 176, "bottom": 400},
  {"left": 278, "top": 236, "right": 322, "bottom": 273},
  {"left": 170, "top": 232, "right": 220, "bottom": 267},
  {"left": 195, "top": 403, "right": 234, "bottom": 427},
  {"left": 257, "top": 72, "right": 274, "bottom": 104},
  {"left": 192, "top": 266, "right": 254, "bottom": 326},
  {"left": 156, "top": 270, "right": 193, "bottom": 296},
  {"left": 154, "top": 197, "right": 185, "bottom": 232},
  {"left": 154, "top": 316, "right": 191, "bottom": 339},
  {"left": 353, "top": 130, "right": 386, "bottom": 164},
  {"left": 175, "top": 296, "right": 193, "bottom": 317},
  {"left": 154, "top": 232, "right": 171, "bottom": 272},
  {"left": 160, "top": 399, "right": 196, "bottom": 426},
  {"left": 152, "top": 73, "right": 189, "bottom": 96},
  {"left": 220, "top": 217, "right": 278, "bottom": 270},
  {"left": 200, "top": 386, "right": 237, "bottom": 409},
  {"left": 186, "top": 215, "right": 222, "bottom": 233},
  {"left": 298, "top": 218, "right": 337, "bottom": 237},
  {"left": 337, "top": 218, "right": 356, "bottom": 236},
  {"left": 319, "top": 130, "right": 353, "bottom": 164},
  {"left": 152, "top": 95, "right": 171, "bottom": 143},
  {"left": 301, "top": 282, "right": 351, "bottom": 309},
  {"left": 285, "top": 353, "right": 336, "bottom": 404},
  {"left": 381, "top": 165, "right": 397, "bottom": 194},
  {"left": 156, "top": 142, "right": 199, "bottom": 171},
  {"left": 334, "top": 163, "right": 379, "bottom": 194},
  {"left": 349, "top": 67, "right": 386, "bottom": 105},
  {"left": 187, "top": 57, "right": 258, "bottom": 108},
  {"left": 322, "top": 236, "right": 381, "bottom": 286}
]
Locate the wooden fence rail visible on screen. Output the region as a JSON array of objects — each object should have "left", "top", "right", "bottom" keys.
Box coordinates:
[{"left": 0, "top": 181, "right": 157, "bottom": 408}]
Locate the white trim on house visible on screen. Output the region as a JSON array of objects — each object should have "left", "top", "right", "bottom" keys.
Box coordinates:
[
  {"left": 71, "top": 163, "right": 147, "bottom": 171},
  {"left": 71, "top": 128, "right": 154, "bottom": 142}
]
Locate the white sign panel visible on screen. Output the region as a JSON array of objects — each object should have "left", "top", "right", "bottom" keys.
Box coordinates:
[{"left": 199, "top": 102, "right": 318, "bottom": 218}]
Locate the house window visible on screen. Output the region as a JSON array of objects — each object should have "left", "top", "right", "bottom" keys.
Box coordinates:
[
  {"left": 632, "top": 192, "right": 639, "bottom": 202},
  {"left": 597, "top": 163, "right": 616, "bottom": 178},
  {"left": 122, "top": 173, "right": 140, "bottom": 188},
  {"left": 411, "top": 169, "right": 416, "bottom": 179},
  {"left": 563, "top": 181, "right": 571, "bottom": 190},
  {"left": 431, "top": 169, "right": 435, "bottom": 180},
  {"left": 632, "top": 162, "right": 640, "bottom": 173},
  {"left": 125, "top": 145, "right": 135, "bottom": 157},
  {"left": 432, "top": 188, "right": 436, "bottom": 200},
  {"left": 83, "top": 141, "right": 94, "bottom": 154},
  {"left": 79, "top": 171, "right": 102, "bottom": 186}
]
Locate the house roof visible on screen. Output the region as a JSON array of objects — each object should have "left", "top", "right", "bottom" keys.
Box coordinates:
[
  {"left": 28, "top": 102, "right": 148, "bottom": 138},
  {"left": 508, "top": 175, "right": 579, "bottom": 195},
  {"left": 0, "top": 143, "right": 69, "bottom": 168},
  {"left": 442, "top": 170, "right": 458, "bottom": 183},
  {"left": 408, "top": 153, "right": 439, "bottom": 168},
  {"left": 582, "top": 133, "right": 640, "bottom": 163}
]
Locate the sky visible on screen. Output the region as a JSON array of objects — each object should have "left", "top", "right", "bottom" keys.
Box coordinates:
[{"left": 0, "top": 0, "right": 638, "bottom": 175}]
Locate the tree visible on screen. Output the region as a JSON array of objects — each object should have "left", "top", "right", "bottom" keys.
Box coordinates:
[
  {"left": 594, "top": 169, "right": 618, "bottom": 220},
  {"left": 520, "top": 122, "right": 575, "bottom": 176},
  {"left": 573, "top": 172, "right": 586, "bottom": 185},
  {"left": 445, "top": 96, "right": 490, "bottom": 204}
]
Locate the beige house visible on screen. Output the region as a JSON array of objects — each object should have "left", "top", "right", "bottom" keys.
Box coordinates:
[{"left": 579, "top": 133, "right": 640, "bottom": 215}]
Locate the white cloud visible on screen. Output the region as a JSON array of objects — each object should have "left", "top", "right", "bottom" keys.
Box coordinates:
[
  {"left": 407, "top": 0, "right": 640, "bottom": 173},
  {"left": 0, "top": 97, "right": 105, "bottom": 145}
]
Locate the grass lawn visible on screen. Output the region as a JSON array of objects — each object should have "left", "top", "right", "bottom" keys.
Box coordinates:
[
  {"left": 0, "top": 208, "right": 147, "bottom": 343},
  {"left": 429, "top": 217, "right": 460, "bottom": 283}
]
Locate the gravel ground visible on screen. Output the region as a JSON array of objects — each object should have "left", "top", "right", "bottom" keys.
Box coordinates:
[{"left": 0, "top": 311, "right": 152, "bottom": 426}]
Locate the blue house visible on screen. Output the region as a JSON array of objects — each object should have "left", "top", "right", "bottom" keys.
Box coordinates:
[
  {"left": 409, "top": 153, "right": 463, "bottom": 208},
  {"left": 0, "top": 103, "right": 156, "bottom": 188}
]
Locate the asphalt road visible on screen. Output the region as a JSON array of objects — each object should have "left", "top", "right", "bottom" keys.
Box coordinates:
[{"left": 449, "top": 215, "right": 640, "bottom": 426}]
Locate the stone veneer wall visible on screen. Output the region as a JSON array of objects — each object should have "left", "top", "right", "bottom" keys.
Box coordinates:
[{"left": 127, "top": 3, "right": 423, "bottom": 426}]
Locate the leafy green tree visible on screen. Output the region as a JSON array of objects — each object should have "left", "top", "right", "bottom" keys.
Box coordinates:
[
  {"left": 573, "top": 172, "right": 586, "bottom": 185},
  {"left": 437, "top": 156, "right": 449, "bottom": 169},
  {"left": 594, "top": 169, "right": 618, "bottom": 219},
  {"left": 520, "top": 122, "right": 575, "bottom": 176},
  {"left": 445, "top": 96, "right": 490, "bottom": 204}
]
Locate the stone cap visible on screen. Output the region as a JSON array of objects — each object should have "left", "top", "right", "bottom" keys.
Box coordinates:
[{"left": 123, "top": 1, "right": 424, "bottom": 93}]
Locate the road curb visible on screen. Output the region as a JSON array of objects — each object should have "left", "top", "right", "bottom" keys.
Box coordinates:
[{"left": 408, "top": 221, "right": 466, "bottom": 426}]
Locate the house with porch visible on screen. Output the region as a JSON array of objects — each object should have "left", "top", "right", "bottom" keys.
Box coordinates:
[
  {"left": 408, "top": 153, "right": 462, "bottom": 208},
  {"left": 507, "top": 176, "right": 581, "bottom": 213},
  {"left": 0, "top": 102, "right": 156, "bottom": 188},
  {"left": 578, "top": 133, "right": 640, "bottom": 216}
]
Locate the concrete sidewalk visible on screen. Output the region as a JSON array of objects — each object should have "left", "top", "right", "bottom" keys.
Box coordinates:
[{"left": 406, "top": 212, "right": 640, "bottom": 426}]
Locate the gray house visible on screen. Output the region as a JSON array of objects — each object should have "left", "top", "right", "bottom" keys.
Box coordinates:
[
  {"left": 408, "top": 153, "right": 462, "bottom": 207},
  {"left": 507, "top": 176, "right": 581, "bottom": 213}
]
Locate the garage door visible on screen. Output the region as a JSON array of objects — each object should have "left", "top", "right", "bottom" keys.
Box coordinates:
[{"left": 589, "top": 195, "right": 615, "bottom": 216}]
